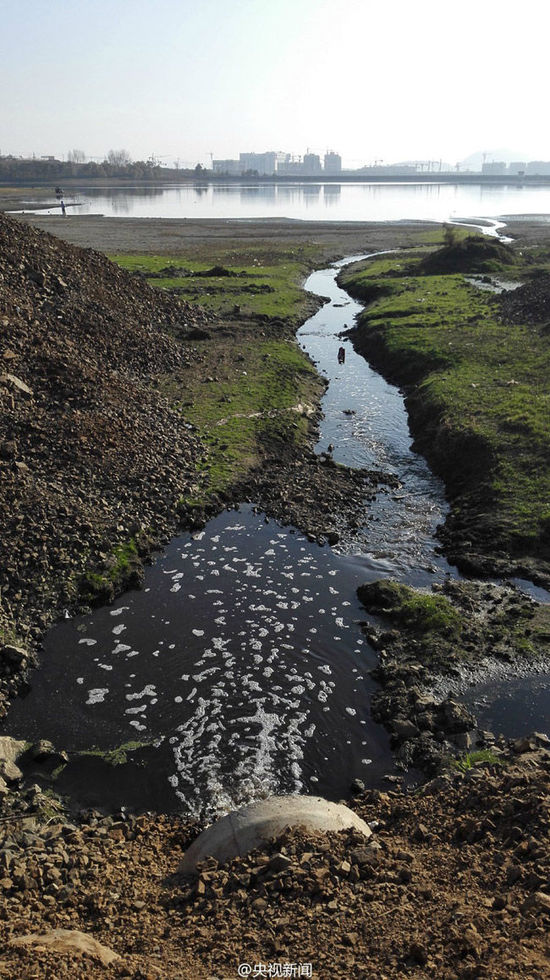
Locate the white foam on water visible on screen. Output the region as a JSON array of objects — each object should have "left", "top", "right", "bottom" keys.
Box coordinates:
[
  {"left": 126, "top": 684, "right": 157, "bottom": 701},
  {"left": 86, "top": 688, "right": 109, "bottom": 705},
  {"left": 78, "top": 638, "right": 97, "bottom": 646}
]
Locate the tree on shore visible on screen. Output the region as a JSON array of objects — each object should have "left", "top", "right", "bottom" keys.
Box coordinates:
[
  {"left": 106, "top": 149, "right": 132, "bottom": 167},
  {"left": 67, "top": 149, "right": 86, "bottom": 163}
]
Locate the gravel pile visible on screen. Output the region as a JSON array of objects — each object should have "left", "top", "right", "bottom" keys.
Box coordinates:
[{"left": 0, "top": 213, "right": 212, "bottom": 706}]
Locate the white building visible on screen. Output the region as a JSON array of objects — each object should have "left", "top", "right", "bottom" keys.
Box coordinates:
[{"left": 324, "top": 152, "right": 342, "bottom": 175}]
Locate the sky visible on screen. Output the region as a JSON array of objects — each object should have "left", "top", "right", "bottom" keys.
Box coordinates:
[{"left": 1, "top": 0, "right": 548, "bottom": 169}]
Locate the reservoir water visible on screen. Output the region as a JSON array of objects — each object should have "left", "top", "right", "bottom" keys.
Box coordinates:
[{"left": 17, "top": 179, "right": 550, "bottom": 224}]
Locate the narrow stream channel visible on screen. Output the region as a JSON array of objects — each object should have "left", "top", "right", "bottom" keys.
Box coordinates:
[{"left": 6, "top": 249, "right": 548, "bottom": 817}]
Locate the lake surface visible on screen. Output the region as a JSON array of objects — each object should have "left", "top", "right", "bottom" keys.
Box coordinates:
[{"left": 18, "top": 180, "right": 550, "bottom": 224}]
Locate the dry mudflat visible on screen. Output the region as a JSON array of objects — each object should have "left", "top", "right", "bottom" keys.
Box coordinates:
[{"left": 14, "top": 212, "right": 436, "bottom": 262}]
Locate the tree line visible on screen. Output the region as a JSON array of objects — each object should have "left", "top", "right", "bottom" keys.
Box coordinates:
[{"left": 0, "top": 151, "right": 206, "bottom": 182}]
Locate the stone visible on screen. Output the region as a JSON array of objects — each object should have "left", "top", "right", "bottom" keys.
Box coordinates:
[
  {"left": 0, "top": 373, "right": 33, "bottom": 396},
  {"left": 9, "top": 929, "right": 120, "bottom": 965},
  {"left": 513, "top": 736, "right": 535, "bottom": 754},
  {"left": 0, "top": 645, "right": 28, "bottom": 667},
  {"left": 391, "top": 718, "right": 420, "bottom": 740},
  {"left": 180, "top": 796, "right": 372, "bottom": 874},
  {"left": 454, "top": 732, "right": 473, "bottom": 751},
  {"left": 0, "top": 759, "right": 23, "bottom": 783},
  {"left": 0, "top": 736, "right": 27, "bottom": 765}
]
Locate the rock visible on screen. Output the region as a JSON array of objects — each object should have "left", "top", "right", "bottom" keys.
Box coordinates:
[
  {"left": 180, "top": 796, "right": 372, "bottom": 874},
  {"left": 454, "top": 732, "right": 473, "bottom": 751},
  {"left": 513, "top": 736, "right": 536, "bottom": 754},
  {"left": 391, "top": 718, "right": 420, "bottom": 740},
  {"left": 0, "top": 735, "right": 27, "bottom": 764},
  {"left": 0, "top": 775, "right": 8, "bottom": 798},
  {"left": 31, "top": 739, "right": 66, "bottom": 762},
  {"left": 0, "top": 373, "right": 33, "bottom": 397},
  {"left": 0, "top": 644, "right": 29, "bottom": 667},
  {"left": 0, "top": 759, "right": 23, "bottom": 783},
  {"left": 9, "top": 929, "right": 120, "bottom": 965},
  {"left": 268, "top": 853, "right": 292, "bottom": 874},
  {"left": 440, "top": 699, "right": 475, "bottom": 733}
]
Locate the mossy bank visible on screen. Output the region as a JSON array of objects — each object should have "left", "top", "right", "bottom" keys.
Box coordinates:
[{"left": 339, "top": 232, "right": 550, "bottom": 585}]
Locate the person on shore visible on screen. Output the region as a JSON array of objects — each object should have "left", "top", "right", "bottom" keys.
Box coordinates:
[{"left": 337, "top": 346, "right": 346, "bottom": 364}]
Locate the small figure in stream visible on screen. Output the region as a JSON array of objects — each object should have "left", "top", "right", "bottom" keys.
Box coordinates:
[{"left": 337, "top": 346, "right": 346, "bottom": 364}]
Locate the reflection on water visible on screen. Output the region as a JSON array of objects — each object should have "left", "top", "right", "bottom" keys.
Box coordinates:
[{"left": 17, "top": 180, "right": 550, "bottom": 221}]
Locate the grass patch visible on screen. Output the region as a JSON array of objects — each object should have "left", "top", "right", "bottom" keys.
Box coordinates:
[
  {"left": 452, "top": 749, "right": 504, "bottom": 772},
  {"left": 80, "top": 537, "right": 144, "bottom": 605},
  {"left": 165, "top": 336, "right": 322, "bottom": 499},
  {"left": 79, "top": 740, "right": 149, "bottom": 767},
  {"left": 111, "top": 242, "right": 321, "bottom": 323},
  {"left": 358, "top": 580, "right": 462, "bottom": 638}
]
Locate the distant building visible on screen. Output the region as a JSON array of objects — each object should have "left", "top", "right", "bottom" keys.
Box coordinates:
[
  {"left": 239, "top": 152, "right": 276, "bottom": 175},
  {"left": 481, "top": 161, "right": 507, "bottom": 175},
  {"left": 303, "top": 153, "right": 322, "bottom": 176},
  {"left": 508, "top": 162, "right": 526, "bottom": 175},
  {"left": 324, "top": 152, "right": 342, "bottom": 175},
  {"left": 276, "top": 157, "right": 305, "bottom": 176},
  {"left": 212, "top": 159, "right": 241, "bottom": 175},
  {"left": 526, "top": 161, "right": 550, "bottom": 175}
]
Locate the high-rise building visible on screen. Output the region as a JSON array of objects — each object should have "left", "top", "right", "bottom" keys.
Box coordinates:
[
  {"left": 239, "top": 152, "right": 278, "bottom": 175},
  {"left": 324, "top": 152, "right": 342, "bottom": 175},
  {"left": 303, "top": 153, "right": 322, "bottom": 175}
]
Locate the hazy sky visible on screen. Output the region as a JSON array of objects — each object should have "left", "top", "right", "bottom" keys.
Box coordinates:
[{"left": 2, "top": 0, "right": 547, "bottom": 168}]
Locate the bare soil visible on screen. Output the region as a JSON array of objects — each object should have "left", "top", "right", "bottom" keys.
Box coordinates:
[{"left": 0, "top": 746, "right": 549, "bottom": 979}]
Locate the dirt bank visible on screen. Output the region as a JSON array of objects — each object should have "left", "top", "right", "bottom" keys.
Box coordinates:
[{"left": 0, "top": 739, "right": 548, "bottom": 979}]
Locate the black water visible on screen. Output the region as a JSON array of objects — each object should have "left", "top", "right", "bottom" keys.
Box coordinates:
[{"left": 7, "top": 252, "right": 550, "bottom": 816}]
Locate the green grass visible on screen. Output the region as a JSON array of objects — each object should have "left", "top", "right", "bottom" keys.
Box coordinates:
[
  {"left": 111, "top": 243, "right": 321, "bottom": 323},
  {"left": 358, "top": 580, "right": 463, "bottom": 638},
  {"left": 79, "top": 536, "right": 143, "bottom": 604},
  {"left": 112, "top": 240, "right": 328, "bottom": 505},
  {"left": 341, "top": 238, "right": 550, "bottom": 557},
  {"left": 162, "top": 337, "right": 322, "bottom": 498},
  {"left": 452, "top": 749, "right": 503, "bottom": 772},
  {"left": 79, "top": 740, "right": 149, "bottom": 767}
]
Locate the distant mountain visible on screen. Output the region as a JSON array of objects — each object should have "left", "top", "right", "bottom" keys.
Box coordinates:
[{"left": 460, "top": 148, "right": 529, "bottom": 172}]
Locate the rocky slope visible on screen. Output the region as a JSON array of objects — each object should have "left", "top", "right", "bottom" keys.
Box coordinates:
[{"left": 0, "top": 212, "right": 217, "bottom": 714}]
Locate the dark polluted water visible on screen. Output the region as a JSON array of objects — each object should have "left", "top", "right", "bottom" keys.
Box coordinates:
[{"left": 10, "top": 508, "right": 397, "bottom": 818}]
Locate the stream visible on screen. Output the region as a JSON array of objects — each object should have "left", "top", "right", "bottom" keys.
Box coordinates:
[{"left": 6, "top": 249, "right": 549, "bottom": 818}]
